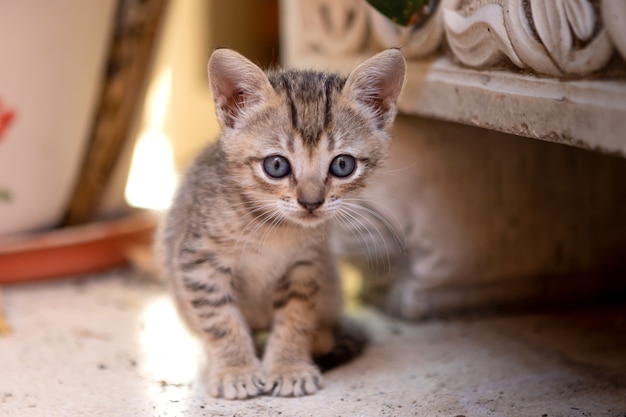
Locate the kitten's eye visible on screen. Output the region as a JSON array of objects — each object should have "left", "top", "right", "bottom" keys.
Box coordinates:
[
  {"left": 263, "top": 155, "right": 291, "bottom": 178},
  {"left": 329, "top": 155, "right": 356, "bottom": 178}
]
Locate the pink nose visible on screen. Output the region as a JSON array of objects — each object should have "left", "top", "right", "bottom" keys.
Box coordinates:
[{"left": 297, "top": 198, "right": 324, "bottom": 212}]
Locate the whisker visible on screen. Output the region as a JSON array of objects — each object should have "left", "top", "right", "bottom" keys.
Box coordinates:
[
  {"left": 234, "top": 203, "right": 280, "bottom": 256},
  {"left": 339, "top": 203, "right": 401, "bottom": 277},
  {"left": 340, "top": 205, "right": 389, "bottom": 260},
  {"left": 375, "top": 161, "right": 418, "bottom": 178},
  {"left": 342, "top": 205, "right": 391, "bottom": 274},
  {"left": 335, "top": 208, "right": 377, "bottom": 271},
  {"left": 342, "top": 197, "right": 404, "bottom": 232},
  {"left": 342, "top": 201, "right": 405, "bottom": 253},
  {"left": 258, "top": 207, "right": 286, "bottom": 248}
]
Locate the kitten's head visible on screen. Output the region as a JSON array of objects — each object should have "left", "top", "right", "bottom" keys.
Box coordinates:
[{"left": 208, "top": 48, "right": 406, "bottom": 228}]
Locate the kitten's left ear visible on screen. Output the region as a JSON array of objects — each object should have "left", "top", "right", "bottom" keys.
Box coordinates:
[
  {"left": 208, "top": 48, "right": 274, "bottom": 129},
  {"left": 343, "top": 49, "right": 406, "bottom": 130}
]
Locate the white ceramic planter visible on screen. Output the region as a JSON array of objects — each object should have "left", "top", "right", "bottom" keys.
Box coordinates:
[{"left": 0, "top": 0, "right": 116, "bottom": 235}]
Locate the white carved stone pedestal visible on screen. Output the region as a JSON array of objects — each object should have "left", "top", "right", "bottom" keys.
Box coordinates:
[{"left": 281, "top": 0, "right": 626, "bottom": 319}]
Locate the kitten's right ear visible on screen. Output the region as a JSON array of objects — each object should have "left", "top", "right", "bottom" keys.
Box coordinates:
[{"left": 208, "top": 48, "right": 274, "bottom": 129}]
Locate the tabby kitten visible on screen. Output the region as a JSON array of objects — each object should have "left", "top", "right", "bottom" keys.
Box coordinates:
[{"left": 160, "top": 48, "right": 406, "bottom": 399}]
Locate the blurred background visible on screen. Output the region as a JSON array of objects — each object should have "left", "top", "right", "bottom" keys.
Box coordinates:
[
  {"left": 0, "top": 0, "right": 280, "bottom": 282},
  {"left": 120, "top": 0, "right": 280, "bottom": 213},
  {"left": 2, "top": 0, "right": 626, "bottom": 316},
  {"left": 1, "top": 4, "right": 626, "bottom": 414},
  {"left": 0, "top": 0, "right": 280, "bottom": 236}
]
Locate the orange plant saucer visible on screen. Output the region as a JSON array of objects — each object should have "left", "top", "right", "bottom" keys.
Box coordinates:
[{"left": 0, "top": 210, "right": 157, "bottom": 284}]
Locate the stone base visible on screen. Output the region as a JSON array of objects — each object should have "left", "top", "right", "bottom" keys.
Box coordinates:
[{"left": 339, "top": 115, "right": 626, "bottom": 320}]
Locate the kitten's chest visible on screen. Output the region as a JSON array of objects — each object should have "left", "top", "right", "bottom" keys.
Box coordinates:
[
  {"left": 230, "top": 221, "right": 321, "bottom": 278},
  {"left": 235, "top": 230, "right": 306, "bottom": 287},
  {"left": 234, "top": 247, "right": 293, "bottom": 330},
  {"left": 237, "top": 245, "right": 292, "bottom": 285},
  {"left": 232, "top": 228, "right": 323, "bottom": 330}
]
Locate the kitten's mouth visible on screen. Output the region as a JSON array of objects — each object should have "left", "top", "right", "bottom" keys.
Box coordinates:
[{"left": 293, "top": 210, "right": 328, "bottom": 226}]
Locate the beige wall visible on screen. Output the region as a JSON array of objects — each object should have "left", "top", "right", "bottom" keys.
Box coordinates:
[
  {"left": 161, "top": 0, "right": 279, "bottom": 169},
  {"left": 155, "top": 0, "right": 218, "bottom": 169}
]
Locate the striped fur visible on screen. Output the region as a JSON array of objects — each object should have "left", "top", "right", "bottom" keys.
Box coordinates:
[{"left": 158, "top": 48, "right": 405, "bottom": 399}]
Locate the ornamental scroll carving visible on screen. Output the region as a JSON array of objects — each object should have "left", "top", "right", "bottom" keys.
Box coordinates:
[
  {"left": 300, "top": 0, "right": 369, "bottom": 55},
  {"left": 299, "top": 0, "right": 626, "bottom": 77}
]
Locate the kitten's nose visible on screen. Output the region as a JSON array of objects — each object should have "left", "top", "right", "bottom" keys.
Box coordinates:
[{"left": 297, "top": 197, "right": 325, "bottom": 213}]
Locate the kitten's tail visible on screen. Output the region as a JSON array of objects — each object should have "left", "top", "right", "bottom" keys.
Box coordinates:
[{"left": 313, "top": 317, "right": 368, "bottom": 372}]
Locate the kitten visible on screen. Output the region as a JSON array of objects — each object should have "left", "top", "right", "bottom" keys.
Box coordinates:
[{"left": 159, "top": 48, "right": 405, "bottom": 399}]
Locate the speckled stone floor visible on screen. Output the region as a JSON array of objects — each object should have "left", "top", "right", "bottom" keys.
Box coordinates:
[{"left": 1, "top": 270, "right": 626, "bottom": 417}]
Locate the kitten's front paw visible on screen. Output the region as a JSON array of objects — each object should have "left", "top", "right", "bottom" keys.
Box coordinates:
[
  {"left": 264, "top": 362, "right": 322, "bottom": 397},
  {"left": 209, "top": 363, "right": 266, "bottom": 400}
]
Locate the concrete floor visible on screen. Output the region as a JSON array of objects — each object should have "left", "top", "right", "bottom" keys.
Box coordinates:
[{"left": 1, "top": 270, "right": 626, "bottom": 417}]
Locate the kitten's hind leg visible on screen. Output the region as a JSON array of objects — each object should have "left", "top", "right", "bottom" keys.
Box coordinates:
[{"left": 312, "top": 318, "right": 368, "bottom": 372}]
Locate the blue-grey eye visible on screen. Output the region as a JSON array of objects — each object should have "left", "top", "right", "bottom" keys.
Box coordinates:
[
  {"left": 263, "top": 155, "right": 291, "bottom": 178},
  {"left": 329, "top": 155, "right": 356, "bottom": 178}
]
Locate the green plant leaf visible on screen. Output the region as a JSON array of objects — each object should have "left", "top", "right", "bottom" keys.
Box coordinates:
[{"left": 366, "top": 0, "right": 439, "bottom": 27}]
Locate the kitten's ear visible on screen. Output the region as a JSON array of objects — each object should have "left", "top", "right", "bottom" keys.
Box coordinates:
[
  {"left": 208, "top": 48, "right": 274, "bottom": 129},
  {"left": 343, "top": 49, "right": 406, "bottom": 130}
]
